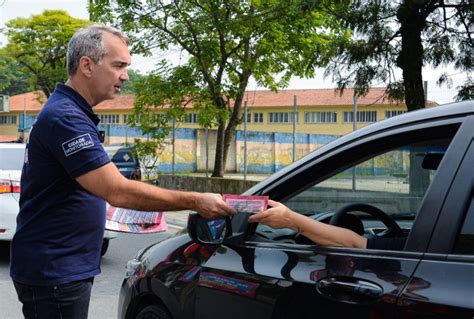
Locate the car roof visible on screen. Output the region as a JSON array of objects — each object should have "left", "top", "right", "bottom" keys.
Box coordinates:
[
  {"left": 245, "top": 100, "right": 474, "bottom": 195},
  {"left": 0, "top": 143, "right": 26, "bottom": 149}
]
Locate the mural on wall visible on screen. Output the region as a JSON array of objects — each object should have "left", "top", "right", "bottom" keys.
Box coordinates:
[
  {"left": 236, "top": 131, "right": 338, "bottom": 173},
  {"left": 96, "top": 124, "right": 342, "bottom": 174}
]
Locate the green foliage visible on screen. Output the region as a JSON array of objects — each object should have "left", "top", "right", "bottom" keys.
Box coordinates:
[
  {"left": 89, "top": 0, "right": 348, "bottom": 176},
  {"left": 0, "top": 52, "right": 32, "bottom": 95},
  {"left": 120, "top": 68, "right": 145, "bottom": 94},
  {"left": 322, "top": 0, "right": 473, "bottom": 109},
  {"left": 455, "top": 77, "right": 473, "bottom": 102},
  {"left": 1, "top": 10, "right": 90, "bottom": 97}
]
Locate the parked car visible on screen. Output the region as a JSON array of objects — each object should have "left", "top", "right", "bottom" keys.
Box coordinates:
[
  {"left": 118, "top": 100, "right": 474, "bottom": 319},
  {"left": 0, "top": 143, "right": 25, "bottom": 241},
  {"left": 105, "top": 146, "right": 142, "bottom": 181},
  {"left": 0, "top": 142, "right": 116, "bottom": 256}
]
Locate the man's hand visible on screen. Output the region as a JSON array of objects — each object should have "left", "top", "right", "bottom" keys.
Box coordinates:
[{"left": 194, "top": 193, "right": 236, "bottom": 219}]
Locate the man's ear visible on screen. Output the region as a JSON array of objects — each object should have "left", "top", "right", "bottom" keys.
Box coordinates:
[{"left": 78, "top": 56, "right": 94, "bottom": 78}]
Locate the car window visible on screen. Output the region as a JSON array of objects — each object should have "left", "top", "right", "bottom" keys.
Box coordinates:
[
  {"left": 453, "top": 197, "right": 474, "bottom": 255},
  {"left": 110, "top": 149, "right": 136, "bottom": 164},
  {"left": 0, "top": 148, "right": 26, "bottom": 170},
  {"left": 254, "top": 127, "right": 459, "bottom": 249},
  {"left": 286, "top": 142, "right": 446, "bottom": 218}
]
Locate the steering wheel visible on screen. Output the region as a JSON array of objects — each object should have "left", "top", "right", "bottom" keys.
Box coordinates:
[{"left": 330, "top": 203, "right": 403, "bottom": 238}]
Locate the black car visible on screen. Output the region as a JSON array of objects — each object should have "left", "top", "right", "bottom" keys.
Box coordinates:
[
  {"left": 118, "top": 101, "right": 474, "bottom": 319},
  {"left": 105, "top": 146, "right": 142, "bottom": 181}
]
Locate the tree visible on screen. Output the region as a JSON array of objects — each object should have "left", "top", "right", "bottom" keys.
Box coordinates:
[
  {"left": 319, "top": 0, "right": 472, "bottom": 199},
  {"left": 321, "top": 0, "right": 472, "bottom": 109},
  {"left": 89, "top": 0, "right": 348, "bottom": 177},
  {"left": 120, "top": 68, "right": 145, "bottom": 94},
  {"left": 1, "top": 10, "right": 90, "bottom": 97},
  {"left": 0, "top": 52, "right": 32, "bottom": 96}
]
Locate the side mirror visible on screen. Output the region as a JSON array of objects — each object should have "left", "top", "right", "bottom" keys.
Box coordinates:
[{"left": 187, "top": 212, "right": 231, "bottom": 245}]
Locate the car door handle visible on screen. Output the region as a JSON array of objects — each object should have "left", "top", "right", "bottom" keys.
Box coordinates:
[{"left": 316, "top": 277, "right": 383, "bottom": 305}]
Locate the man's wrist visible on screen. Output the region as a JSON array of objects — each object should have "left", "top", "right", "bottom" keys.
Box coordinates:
[{"left": 189, "top": 192, "right": 200, "bottom": 211}]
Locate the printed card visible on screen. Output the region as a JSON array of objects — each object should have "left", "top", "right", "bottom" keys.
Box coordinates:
[{"left": 223, "top": 194, "right": 268, "bottom": 214}]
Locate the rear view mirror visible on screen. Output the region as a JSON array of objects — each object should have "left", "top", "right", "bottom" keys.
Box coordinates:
[{"left": 187, "top": 212, "right": 231, "bottom": 245}]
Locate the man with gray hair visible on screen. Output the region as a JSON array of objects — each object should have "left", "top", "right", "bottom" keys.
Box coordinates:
[{"left": 10, "top": 24, "right": 235, "bottom": 319}]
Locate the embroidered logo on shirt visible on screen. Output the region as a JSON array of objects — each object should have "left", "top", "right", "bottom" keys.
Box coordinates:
[{"left": 62, "top": 133, "right": 94, "bottom": 157}]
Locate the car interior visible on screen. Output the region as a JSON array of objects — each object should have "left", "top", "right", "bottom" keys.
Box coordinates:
[{"left": 251, "top": 132, "right": 457, "bottom": 249}]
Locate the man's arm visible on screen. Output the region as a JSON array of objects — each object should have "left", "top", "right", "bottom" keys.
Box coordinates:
[{"left": 76, "top": 162, "right": 235, "bottom": 219}]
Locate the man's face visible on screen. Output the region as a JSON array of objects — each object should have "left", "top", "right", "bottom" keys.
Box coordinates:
[{"left": 90, "top": 32, "right": 131, "bottom": 104}]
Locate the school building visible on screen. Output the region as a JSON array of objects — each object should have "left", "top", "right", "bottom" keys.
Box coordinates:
[{"left": 0, "top": 88, "right": 437, "bottom": 173}]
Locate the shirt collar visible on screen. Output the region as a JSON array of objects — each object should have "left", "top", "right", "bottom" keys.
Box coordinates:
[{"left": 54, "top": 83, "right": 100, "bottom": 125}]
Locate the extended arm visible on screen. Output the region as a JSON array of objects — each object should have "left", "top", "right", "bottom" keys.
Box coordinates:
[
  {"left": 76, "top": 162, "right": 235, "bottom": 219},
  {"left": 249, "top": 200, "right": 367, "bottom": 248}
]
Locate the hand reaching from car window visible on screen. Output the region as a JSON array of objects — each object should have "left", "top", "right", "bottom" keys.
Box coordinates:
[
  {"left": 249, "top": 200, "right": 367, "bottom": 248},
  {"left": 248, "top": 200, "right": 299, "bottom": 231}
]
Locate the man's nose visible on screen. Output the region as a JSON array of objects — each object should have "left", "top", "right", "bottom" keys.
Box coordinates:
[{"left": 120, "top": 71, "right": 129, "bottom": 82}]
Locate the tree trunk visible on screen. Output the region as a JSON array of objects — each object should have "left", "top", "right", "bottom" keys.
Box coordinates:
[
  {"left": 397, "top": 1, "right": 430, "bottom": 207},
  {"left": 210, "top": 75, "right": 249, "bottom": 177},
  {"left": 396, "top": 0, "right": 426, "bottom": 111},
  {"left": 212, "top": 121, "right": 226, "bottom": 177}
]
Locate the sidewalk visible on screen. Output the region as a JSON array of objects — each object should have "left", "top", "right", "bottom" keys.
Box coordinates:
[{"left": 164, "top": 210, "right": 192, "bottom": 228}]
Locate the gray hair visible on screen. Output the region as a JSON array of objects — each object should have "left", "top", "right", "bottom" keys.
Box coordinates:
[{"left": 67, "top": 24, "right": 129, "bottom": 76}]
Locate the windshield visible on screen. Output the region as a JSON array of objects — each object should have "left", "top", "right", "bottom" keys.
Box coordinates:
[{"left": 0, "top": 147, "right": 26, "bottom": 171}]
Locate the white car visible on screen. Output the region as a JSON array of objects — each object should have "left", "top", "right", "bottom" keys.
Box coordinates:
[
  {"left": 0, "top": 143, "right": 24, "bottom": 241},
  {"left": 0, "top": 143, "right": 116, "bottom": 256}
]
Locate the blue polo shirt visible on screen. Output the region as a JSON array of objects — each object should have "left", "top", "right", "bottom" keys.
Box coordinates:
[{"left": 10, "top": 83, "right": 111, "bottom": 286}]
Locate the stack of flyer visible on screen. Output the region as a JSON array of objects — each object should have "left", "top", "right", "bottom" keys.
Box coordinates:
[{"left": 105, "top": 206, "right": 167, "bottom": 233}]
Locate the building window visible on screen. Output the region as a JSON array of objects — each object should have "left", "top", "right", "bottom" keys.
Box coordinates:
[
  {"left": 99, "top": 114, "right": 120, "bottom": 124},
  {"left": 253, "top": 112, "right": 263, "bottom": 123},
  {"left": 343, "top": 111, "right": 377, "bottom": 123},
  {"left": 385, "top": 110, "right": 406, "bottom": 119},
  {"left": 304, "top": 112, "right": 337, "bottom": 123},
  {"left": 244, "top": 112, "right": 251, "bottom": 123},
  {"left": 268, "top": 112, "right": 298, "bottom": 124},
  {"left": 184, "top": 113, "right": 199, "bottom": 123},
  {"left": 0, "top": 115, "right": 16, "bottom": 125}
]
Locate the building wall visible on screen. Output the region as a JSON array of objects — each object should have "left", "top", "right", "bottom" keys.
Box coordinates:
[{"left": 233, "top": 105, "right": 407, "bottom": 135}]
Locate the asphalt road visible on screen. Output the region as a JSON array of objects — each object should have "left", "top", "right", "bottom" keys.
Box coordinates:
[{"left": 0, "top": 228, "right": 179, "bottom": 319}]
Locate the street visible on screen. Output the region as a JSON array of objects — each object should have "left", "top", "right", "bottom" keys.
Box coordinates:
[{"left": 0, "top": 229, "right": 179, "bottom": 319}]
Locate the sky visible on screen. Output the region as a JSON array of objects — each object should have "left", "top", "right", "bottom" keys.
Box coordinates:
[{"left": 0, "top": 0, "right": 469, "bottom": 104}]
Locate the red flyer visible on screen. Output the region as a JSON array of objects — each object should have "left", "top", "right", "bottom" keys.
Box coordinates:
[{"left": 223, "top": 194, "right": 268, "bottom": 214}]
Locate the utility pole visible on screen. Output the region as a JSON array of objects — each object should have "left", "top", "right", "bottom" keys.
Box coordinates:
[
  {"left": 352, "top": 93, "right": 358, "bottom": 191},
  {"left": 292, "top": 95, "right": 297, "bottom": 162},
  {"left": 423, "top": 81, "right": 428, "bottom": 106},
  {"left": 205, "top": 127, "right": 209, "bottom": 178},
  {"left": 172, "top": 118, "right": 175, "bottom": 176},
  {"left": 244, "top": 101, "right": 248, "bottom": 181}
]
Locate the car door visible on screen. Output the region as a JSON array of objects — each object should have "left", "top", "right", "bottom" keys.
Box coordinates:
[
  {"left": 395, "top": 117, "right": 474, "bottom": 319},
  {"left": 193, "top": 118, "right": 465, "bottom": 319}
]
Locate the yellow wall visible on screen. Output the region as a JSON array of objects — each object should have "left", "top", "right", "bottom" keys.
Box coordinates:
[
  {"left": 0, "top": 113, "right": 19, "bottom": 138},
  {"left": 0, "top": 124, "right": 19, "bottom": 137}
]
